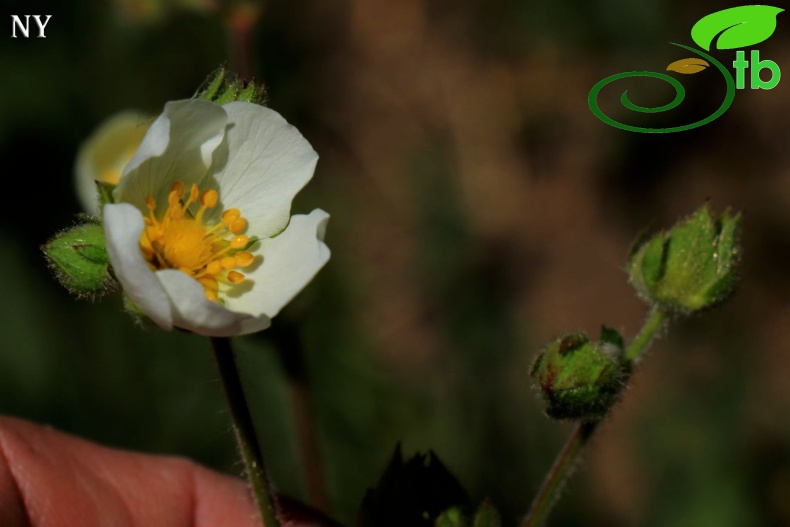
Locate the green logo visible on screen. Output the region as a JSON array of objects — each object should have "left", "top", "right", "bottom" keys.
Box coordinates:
[{"left": 589, "top": 5, "right": 783, "bottom": 133}]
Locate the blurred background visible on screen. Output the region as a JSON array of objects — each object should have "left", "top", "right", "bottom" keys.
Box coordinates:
[{"left": 1, "top": 0, "right": 789, "bottom": 525}]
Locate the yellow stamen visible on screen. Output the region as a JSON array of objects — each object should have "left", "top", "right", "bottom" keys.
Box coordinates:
[
  {"left": 229, "top": 218, "right": 247, "bottom": 234},
  {"left": 222, "top": 208, "right": 241, "bottom": 224},
  {"left": 227, "top": 271, "right": 245, "bottom": 284},
  {"left": 200, "top": 189, "right": 219, "bottom": 208},
  {"left": 235, "top": 252, "right": 254, "bottom": 267},
  {"left": 139, "top": 181, "right": 256, "bottom": 303},
  {"left": 231, "top": 235, "right": 248, "bottom": 249}
]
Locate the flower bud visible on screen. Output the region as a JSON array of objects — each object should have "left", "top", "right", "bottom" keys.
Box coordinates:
[
  {"left": 74, "top": 111, "right": 149, "bottom": 215},
  {"left": 627, "top": 204, "right": 741, "bottom": 314},
  {"left": 531, "top": 328, "right": 630, "bottom": 420},
  {"left": 42, "top": 222, "right": 115, "bottom": 298}
]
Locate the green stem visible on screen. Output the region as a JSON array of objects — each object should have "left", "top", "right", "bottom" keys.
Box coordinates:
[
  {"left": 521, "top": 306, "right": 668, "bottom": 527},
  {"left": 521, "top": 421, "right": 598, "bottom": 527},
  {"left": 211, "top": 337, "right": 281, "bottom": 527},
  {"left": 624, "top": 307, "right": 667, "bottom": 364}
]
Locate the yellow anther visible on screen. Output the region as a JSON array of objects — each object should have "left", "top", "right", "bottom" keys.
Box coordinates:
[
  {"left": 227, "top": 271, "right": 245, "bottom": 284},
  {"left": 235, "top": 252, "right": 254, "bottom": 267},
  {"left": 205, "top": 289, "right": 218, "bottom": 301},
  {"left": 199, "top": 276, "right": 219, "bottom": 292},
  {"left": 230, "top": 235, "right": 248, "bottom": 249},
  {"left": 200, "top": 189, "right": 219, "bottom": 208},
  {"left": 146, "top": 196, "right": 156, "bottom": 210},
  {"left": 168, "top": 190, "right": 181, "bottom": 207},
  {"left": 229, "top": 218, "right": 247, "bottom": 234},
  {"left": 189, "top": 184, "right": 199, "bottom": 202},
  {"left": 206, "top": 261, "right": 222, "bottom": 275},
  {"left": 222, "top": 208, "right": 241, "bottom": 224},
  {"left": 171, "top": 181, "right": 185, "bottom": 197},
  {"left": 221, "top": 256, "right": 237, "bottom": 270}
]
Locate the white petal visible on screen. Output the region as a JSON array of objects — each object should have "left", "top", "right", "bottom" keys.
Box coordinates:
[
  {"left": 225, "top": 209, "right": 330, "bottom": 318},
  {"left": 205, "top": 102, "right": 318, "bottom": 238},
  {"left": 103, "top": 203, "right": 173, "bottom": 330},
  {"left": 114, "top": 99, "right": 228, "bottom": 213},
  {"left": 155, "top": 270, "right": 271, "bottom": 337}
]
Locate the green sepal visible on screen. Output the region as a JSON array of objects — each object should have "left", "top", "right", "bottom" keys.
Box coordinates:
[
  {"left": 196, "top": 65, "right": 267, "bottom": 106},
  {"left": 42, "top": 222, "right": 115, "bottom": 299},
  {"left": 472, "top": 501, "right": 502, "bottom": 527},
  {"left": 95, "top": 180, "right": 117, "bottom": 209},
  {"left": 599, "top": 326, "right": 624, "bottom": 350},
  {"left": 199, "top": 65, "right": 227, "bottom": 101},
  {"left": 638, "top": 232, "right": 667, "bottom": 290},
  {"left": 627, "top": 204, "right": 742, "bottom": 314},
  {"left": 122, "top": 293, "right": 159, "bottom": 329}
]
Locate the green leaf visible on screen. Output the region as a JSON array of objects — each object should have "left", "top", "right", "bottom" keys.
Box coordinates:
[
  {"left": 691, "top": 6, "right": 784, "bottom": 51},
  {"left": 358, "top": 445, "right": 472, "bottom": 527}
]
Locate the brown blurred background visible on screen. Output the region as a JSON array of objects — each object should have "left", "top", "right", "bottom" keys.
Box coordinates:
[{"left": 0, "top": 0, "right": 788, "bottom": 525}]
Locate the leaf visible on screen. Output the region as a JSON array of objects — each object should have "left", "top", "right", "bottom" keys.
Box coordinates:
[
  {"left": 666, "top": 57, "right": 709, "bottom": 74},
  {"left": 691, "top": 5, "right": 784, "bottom": 51}
]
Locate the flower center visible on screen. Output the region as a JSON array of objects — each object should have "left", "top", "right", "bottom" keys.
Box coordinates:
[{"left": 140, "top": 182, "right": 255, "bottom": 301}]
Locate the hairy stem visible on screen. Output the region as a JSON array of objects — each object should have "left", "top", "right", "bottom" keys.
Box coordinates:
[
  {"left": 211, "top": 337, "right": 281, "bottom": 527},
  {"left": 521, "top": 421, "right": 597, "bottom": 527},
  {"left": 624, "top": 307, "right": 667, "bottom": 364}
]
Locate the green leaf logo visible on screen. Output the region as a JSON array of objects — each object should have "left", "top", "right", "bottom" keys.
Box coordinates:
[{"left": 691, "top": 5, "right": 784, "bottom": 51}]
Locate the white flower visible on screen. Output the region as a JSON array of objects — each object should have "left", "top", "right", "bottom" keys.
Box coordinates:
[
  {"left": 103, "top": 99, "right": 330, "bottom": 337},
  {"left": 74, "top": 111, "right": 151, "bottom": 215}
]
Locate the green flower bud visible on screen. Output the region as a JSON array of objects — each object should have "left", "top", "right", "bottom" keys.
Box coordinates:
[
  {"left": 627, "top": 204, "right": 741, "bottom": 314},
  {"left": 42, "top": 222, "right": 115, "bottom": 298},
  {"left": 196, "top": 66, "right": 267, "bottom": 106},
  {"left": 531, "top": 328, "right": 630, "bottom": 420}
]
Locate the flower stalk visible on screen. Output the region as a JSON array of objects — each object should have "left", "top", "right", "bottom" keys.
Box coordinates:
[{"left": 211, "top": 336, "right": 281, "bottom": 527}]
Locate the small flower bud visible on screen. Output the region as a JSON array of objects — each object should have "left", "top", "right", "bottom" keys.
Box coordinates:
[
  {"left": 531, "top": 329, "right": 630, "bottom": 420},
  {"left": 42, "top": 222, "right": 115, "bottom": 299},
  {"left": 196, "top": 66, "right": 267, "bottom": 106},
  {"left": 627, "top": 204, "right": 741, "bottom": 314}
]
